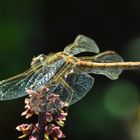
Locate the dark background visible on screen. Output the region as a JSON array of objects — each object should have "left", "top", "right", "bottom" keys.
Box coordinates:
[{"left": 0, "top": 0, "right": 140, "bottom": 140}]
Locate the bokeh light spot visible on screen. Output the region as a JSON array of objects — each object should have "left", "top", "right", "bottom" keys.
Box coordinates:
[
  {"left": 73, "top": 92, "right": 118, "bottom": 137},
  {"left": 104, "top": 80, "right": 139, "bottom": 119}
]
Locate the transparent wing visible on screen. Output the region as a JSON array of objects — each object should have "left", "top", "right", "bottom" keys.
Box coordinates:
[
  {"left": 0, "top": 59, "right": 65, "bottom": 101},
  {"left": 92, "top": 51, "right": 123, "bottom": 63},
  {"left": 64, "top": 35, "right": 100, "bottom": 55},
  {"left": 48, "top": 66, "right": 94, "bottom": 105},
  {"left": 79, "top": 51, "right": 124, "bottom": 80},
  {"left": 0, "top": 68, "right": 37, "bottom": 100},
  {"left": 31, "top": 59, "right": 65, "bottom": 90},
  {"left": 64, "top": 70, "right": 94, "bottom": 105}
]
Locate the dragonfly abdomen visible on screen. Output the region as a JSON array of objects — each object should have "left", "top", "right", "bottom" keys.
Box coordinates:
[{"left": 77, "top": 61, "right": 140, "bottom": 70}]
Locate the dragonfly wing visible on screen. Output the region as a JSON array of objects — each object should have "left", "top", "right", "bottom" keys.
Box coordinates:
[
  {"left": 64, "top": 72, "right": 94, "bottom": 105},
  {"left": 64, "top": 35, "right": 100, "bottom": 55},
  {"left": 0, "top": 67, "right": 57, "bottom": 101},
  {"left": 31, "top": 59, "right": 65, "bottom": 90},
  {"left": 0, "top": 69, "right": 33, "bottom": 100},
  {"left": 80, "top": 51, "right": 124, "bottom": 80},
  {"left": 48, "top": 67, "right": 94, "bottom": 105},
  {"left": 93, "top": 51, "right": 124, "bottom": 62},
  {"left": 0, "top": 59, "right": 65, "bottom": 101}
]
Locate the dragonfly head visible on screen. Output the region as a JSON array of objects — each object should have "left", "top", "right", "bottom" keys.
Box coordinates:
[{"left": 31, "top": 54, "right": 47, "bottom": 67}]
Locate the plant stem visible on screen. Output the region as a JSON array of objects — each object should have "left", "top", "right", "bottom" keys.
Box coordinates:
[{"left": 37, "top": 112, "right": 46, "bottom": 140}]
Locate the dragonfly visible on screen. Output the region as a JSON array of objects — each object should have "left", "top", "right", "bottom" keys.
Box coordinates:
[{"left": 0, "top": 35, "right": 140, "bottom": 107}]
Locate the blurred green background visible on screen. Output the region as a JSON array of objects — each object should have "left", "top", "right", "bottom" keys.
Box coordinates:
[{"left": 0, "top": 0, "right": 140, "bottom": 140}]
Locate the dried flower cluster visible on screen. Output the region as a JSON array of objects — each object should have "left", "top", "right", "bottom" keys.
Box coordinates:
[{"left": 16, "top": 86, "right": 68, "bottom": 140}]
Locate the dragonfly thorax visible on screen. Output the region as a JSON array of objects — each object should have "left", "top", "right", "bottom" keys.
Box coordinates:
[
  {"left": 56, "top": 52, "right": 78, "bottom": 65},
  {"left": 31, "top": 54, "right": 47, "bottom": 68}
]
